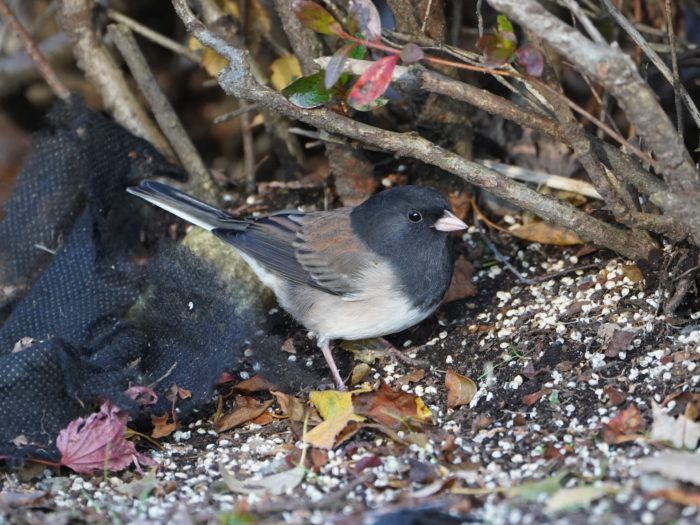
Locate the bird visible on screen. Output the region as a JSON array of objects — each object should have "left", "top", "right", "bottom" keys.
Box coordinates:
[{"left": 127, "top": 181, "right": 467, "bottom": 390}]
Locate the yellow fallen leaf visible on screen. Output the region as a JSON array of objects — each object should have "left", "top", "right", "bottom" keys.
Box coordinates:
[
  {"left": 304, "top": 390, "right": 365, "bottom": 450},
  {"left": 508, "top": 220, "right": 582, "bottom": 245},
  {"left": 270, "top": 55, "right": 303, "bottom": 91}
]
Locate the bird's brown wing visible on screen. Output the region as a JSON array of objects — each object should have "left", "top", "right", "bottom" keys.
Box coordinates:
[
  {"left": 215, "top": 209, "right": 368, "bottom": 298},
  {"left": 294, "top": 209, "right": 371, "bottom": 299}
]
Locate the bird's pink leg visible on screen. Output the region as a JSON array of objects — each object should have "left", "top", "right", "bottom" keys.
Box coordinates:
[{"left": 319, "top": 339, "right": 346, "bottom": 390}]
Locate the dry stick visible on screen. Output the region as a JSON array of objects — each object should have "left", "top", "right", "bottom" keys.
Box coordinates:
[
  {"left": 213, "top": 103, "right": 259, "bottom": 124},
  {"left": 0, "top": 32, "right": 72, "bottom": 98},
  {"left": 561, "top": 0, "right": 605, "bottom": 44},
  {"left": 599, "top": 0, "right": 700, "bottom": 132},
  {"left": 108, "top": 24, "right": 211, "bottom": 193},
  {"left": 57, "top": 0, "right": 172, "bottom": 158},
  {"left": 237, "top": 0, "right": 256, "bottom": 194},
  {"left": 315, "top": 55, "right": 662, "bottom": 193},
  {"left": 488, "top": 0, "right": 700, "bottom": 245},
  {"left": 105, "top": 7, "right": 200, "bottom": 62},
  {"left": 663, "top": 0, "right": 683, "bottom": 139},
  {"left": 0, "top": 0, "right": 70, "bottom": 100},
  {"left": 172, "top": 0, "right": 655, "bottom": 262}
]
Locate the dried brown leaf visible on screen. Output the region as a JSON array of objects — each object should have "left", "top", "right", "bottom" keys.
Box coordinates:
[
  {"left": 445, "top": 369, "right": 477, "bottom": 408},
  {"left": 214, "top": 396, "right": 273, "bottom": 432}
]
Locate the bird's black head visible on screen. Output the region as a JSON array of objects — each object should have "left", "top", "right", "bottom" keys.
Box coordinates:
[{"left": 350, "top": 186, "right": 467, "bottom": 309}]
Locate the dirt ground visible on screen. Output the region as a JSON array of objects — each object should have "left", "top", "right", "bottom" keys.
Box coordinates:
[{"left": 1, "top": 231, "right": 700, "bottom": 525}]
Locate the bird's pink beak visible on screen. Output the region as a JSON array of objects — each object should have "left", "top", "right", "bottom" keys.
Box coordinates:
[{"left": 434, "top": 210, "right": 468, "bottom": 232}]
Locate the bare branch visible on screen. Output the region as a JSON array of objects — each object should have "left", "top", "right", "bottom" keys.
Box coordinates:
[
  {"left": 487, "top": 0, "right": 700, "bottom": 245},
  {"left": 104, "top": 7, "right": 201, "bottom": 62},
  {"left": 0, "top": 32, "right": 72, "bottom": 98},
  {"left": 171, "top": 0, "right": 656, "bottom": 261},
  {"left": 107, "top": 24, "right": 211, "bottom": 194},
  {"left": 315, "top": 57, "right": 566, "bottom": 141},
  {"left": 663, "top": 0, "right": 683, "bottom": 139},
  {"left": 488, "top": 0, "right": 696, "bottom": 188},
  {"left": 600, "top": 0, "right": 700, "bottom": 133},
  {"left": 57, "top": 0, "right": 172, "bottom": 158},
  {"left": 0, "top": 0, "right": 70, "bottom": 100}
]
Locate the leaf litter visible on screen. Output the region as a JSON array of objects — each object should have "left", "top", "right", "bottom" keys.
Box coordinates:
[{"left": 5, "top": 249, "right": 700, "bottom": 524}]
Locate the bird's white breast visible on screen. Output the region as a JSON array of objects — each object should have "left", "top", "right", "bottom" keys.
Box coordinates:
[{"left": 280, "top": 259, "right": 435, "bottom": 342}]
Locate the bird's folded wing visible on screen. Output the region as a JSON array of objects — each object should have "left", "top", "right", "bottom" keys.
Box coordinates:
[
  {"left": 295, "top": 209, "right": 370, "bottom": 299},
  {"left": 214, "top": 209, "right": 368, "bottom": 298}
]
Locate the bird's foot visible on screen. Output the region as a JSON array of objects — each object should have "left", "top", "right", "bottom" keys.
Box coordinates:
[{"left": 377, "top": 337, "right": 430, "bottom": 369}]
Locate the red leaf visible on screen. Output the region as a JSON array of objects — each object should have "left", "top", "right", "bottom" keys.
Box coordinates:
[
  {"left": 349, "top": 0, "right": 382, "bottom": 41},
  {"left": 325, "top": 44, "right": 355, "bottom": 89},
  {"left": 57, "top": 401, "right": 154, "bottom": 474},
  {"left": 515, "top": 45, "right": 544, "bottom": 76},
  {"left": 292, "top": 0, "right": 343, "bottom": 36},
  {"left": 347, "top": 55, "right": 398, "bottom": 108}
]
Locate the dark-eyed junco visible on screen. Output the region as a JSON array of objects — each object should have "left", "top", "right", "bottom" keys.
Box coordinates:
[{"left": 127, "top": 181, "right": 467, "bottom": 389}]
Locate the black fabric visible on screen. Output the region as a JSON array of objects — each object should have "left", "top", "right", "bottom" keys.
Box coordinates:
[{"left": 0, "top": 98, "right": 283, "bottom": 463}]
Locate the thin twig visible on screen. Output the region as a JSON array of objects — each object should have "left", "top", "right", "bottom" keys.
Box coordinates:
[
  {"left": 663, "top": 0, "right": 683, "bottom": 139},
  {"left": 561, "top": 0, "right": 605, "bottom": 44},
  {"left": 58, "top": 0, "right": 172, "bottom": 157},
  {"left": 108, "top": 24, "right": 211, "bottom": 193},
  {"left": 600, "top": 0, "right": 700, "bottom": 132},
  {"left": 0, "top": 0, "right": 70, "bottom": 99},
  {"left": 240, "top": 101, "right": 256, "bottom": 193},
  {"left": 476, "top": 159, "right": 602, "bottom": 199},
  {"left": 315, "top": 56, "right": 657, "bottom": 168},
  {"left": 105, "top": 7, "right": 201, "bottom": 62},
  {"left": 0, "top": 32, "right": 72, "bottom": 98},
  {"left": 213, "top": 103, "right": 259, "bottom": 124},
  {"left": 475, "top": 214, "right": 536, "bottom": 285},
  {"left": 171, "top": 0, "right": 657, "bottom": 262},
  {"left": 420, "top": 0, "right": 434, "bottom": 34},
  {"left": 476, "top": 0, "right": 484, "bottom": 37},
  {"left": 237, "top": 0, "right": 256, "bottom": 194}
]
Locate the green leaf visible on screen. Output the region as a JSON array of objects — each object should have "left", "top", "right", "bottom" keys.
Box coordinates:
[
  {"left": 496, "top": 14, "right": 514, "bottom": 34},
  {"left": 292, "top": 0, "right": 343, "bottom": 36},
  {"left": 508, "top": 471, "right": 568, "bottom": 501},
  {"left": 548, "top": 390, "right": 560, "bottom": 405},
  {"left": 348, "top": 95, "right": 389, "bottom": 112},
  {"left": 282, "top": 72, "right": 333, "bottom": 108},
  {"left": 476, "top": 34, "right": 517, "bottom": 67}
]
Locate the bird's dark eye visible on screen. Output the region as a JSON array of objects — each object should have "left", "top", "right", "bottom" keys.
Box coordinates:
[{"left": 408, "top": 210, "right": 422, "bottom": 223}]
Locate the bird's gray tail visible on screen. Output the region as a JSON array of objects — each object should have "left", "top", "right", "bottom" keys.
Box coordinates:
[{"left": 127, "top": 180, "right": 248, "bottom": 232}]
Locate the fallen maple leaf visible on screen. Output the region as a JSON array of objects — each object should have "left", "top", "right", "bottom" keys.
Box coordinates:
[
  {"left": 57, "top": 401, "right": 154, "bottom": 474},
  {"left": 353, "top": 382, "right": 432, "bottom": 429}
]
